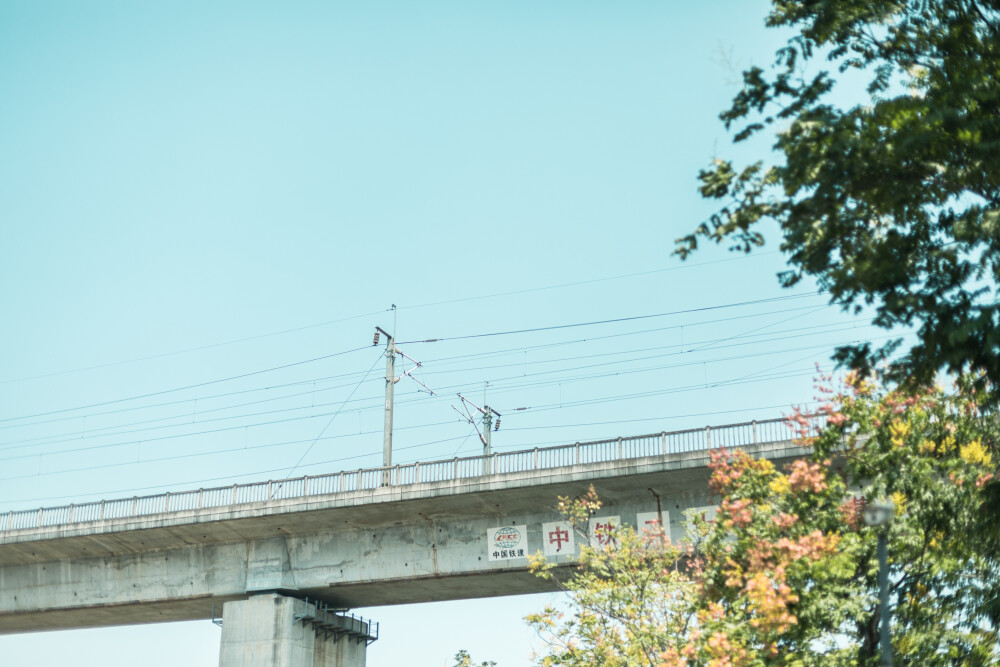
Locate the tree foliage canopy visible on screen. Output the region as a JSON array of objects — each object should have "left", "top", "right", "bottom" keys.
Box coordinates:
[
  {"left": 529, "top": 374, "right": 999, "bottom": 665},
  {"left": 450, "top": 650, "right": 497, "bottom": 667},
  {"left": 677, "top": 0, "right": 1000, "bottom": 388}
]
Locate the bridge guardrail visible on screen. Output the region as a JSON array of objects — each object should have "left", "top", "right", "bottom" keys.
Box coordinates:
[{"left": 0, "top": 414, "right": 825, "bottom": 533}]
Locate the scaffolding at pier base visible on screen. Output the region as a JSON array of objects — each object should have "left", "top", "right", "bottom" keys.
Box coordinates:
[{"left": 293, "top": 599, "right": 379, "bottom": 647}]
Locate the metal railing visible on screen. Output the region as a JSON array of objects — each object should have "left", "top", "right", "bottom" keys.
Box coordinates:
[
  {"left": 293, "top": 598, "right": 378, "bottom": 646},
  {"left": 0, "top": 414, "right": 824, "bottom": 533}
]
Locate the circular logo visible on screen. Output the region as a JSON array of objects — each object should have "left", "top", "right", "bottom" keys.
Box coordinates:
[{"left": 494, "top": 526, "right": 521, "bottom": 549}]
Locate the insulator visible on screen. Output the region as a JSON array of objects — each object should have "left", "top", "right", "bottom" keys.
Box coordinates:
[
  {"left": 494, "top": 418, "right": 500, "bottom": 431},
  {"left": 373, "top": 331, "right": 380, "bottom": 346}
]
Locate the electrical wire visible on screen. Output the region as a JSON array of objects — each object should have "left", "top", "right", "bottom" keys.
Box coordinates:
[
  {"left": 273, "top": 352, "right": 383, "bottom": 492},
  {"left": 0, "top": 418, "right": 461, "bottom": 483},
  {"left": 0, "top": 300, "right": 846, "bottom": 442},
  {"left": 0, "top": 394, "right": 816, "bottom": 506},
  {"left": 0, "top": 329, "right": 893, "bottom": 459},
  {"left": 449, "top": 337, "right": 892, "bottom": 400},
  {"left": 0, "top": 251, "right": 782, "bottom": 386},
  {"left": 0, "top": 295, "right": 900, "bottom": 499},
  {"left": 418, "top": 302, "right": 837, "bottom": 368},
  {"left": 0, "top": 311, "right": 386, "bottom": 386},
  {"left": 0, "top": 345, "right": 374, "bottom": 423},
  {"left": 0, "top": 433, "right": 476, "bottom": 505},
  {"left": 395, "top": 251, "right": 785, "bottom": 312},
  {"left": 0, "top": 369, "right": 375, "bottom": 433},
  {"left": 499, "top": 400, "right": 825, "bottom": 433},
  {"left": 397, "top": 293, "right": 822, "bottom": 345},
  {"left": 416, "top": 320, "right": 873, "bottom": 378},
  {"left": 0, "top": 377, "right": 382, "bottom": 449},
  {"left": 0, "top": 361, "right": 836, "bottom": 485},
  {"left": 415, "top": 322, "right": 874, "bottom": 384},
  {"left": 450, "top": 425, "right": 480, "bottom": 456}
]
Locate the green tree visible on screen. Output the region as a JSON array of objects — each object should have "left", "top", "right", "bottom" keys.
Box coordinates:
[
  {"left": 528, "top": 374, "right": 999, "bottom": 665},
  {"left": 677, "top": 0, "right": 1000, "bottom": 388},
  {"left": 527, "top": 487, "right": 699, "bottom": 665},
  {"left": 450, "top": 649, "right": 497, "bottom": 667}
]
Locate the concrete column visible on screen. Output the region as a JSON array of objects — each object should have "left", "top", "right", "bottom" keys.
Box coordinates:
[
  {"left": 219, "top": 594, "right": 368, "bottom": 667},
  {"left": 312, "top": 612, "right": 368, "bottom": 667},
  {"left": 219, "top": 594, "right": 316, "bottom": 667},
  {"left": 313, "top": 629, "right": 366, "bottom": 667}
]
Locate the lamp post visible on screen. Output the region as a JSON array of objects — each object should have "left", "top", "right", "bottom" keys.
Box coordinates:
[{"left": 863, "top": 498, "right": 895, "bottom": 667}]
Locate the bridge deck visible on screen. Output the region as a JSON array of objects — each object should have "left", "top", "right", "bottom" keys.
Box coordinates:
[
  {"left": 0, "top": 416, "right": 821, "bottom": 633},
  {"left": 1, "top": 415, "right": 815, "bottom": 536}
]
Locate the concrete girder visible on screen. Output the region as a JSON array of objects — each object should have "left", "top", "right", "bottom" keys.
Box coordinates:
[{"left": 0, "top": 441, "right": 811, "bottom": 634}]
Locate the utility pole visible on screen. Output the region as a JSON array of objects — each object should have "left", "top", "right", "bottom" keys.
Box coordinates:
[
  {"left": 373, "top": 307, "right": 436, "bottom": 486},
  {"left": 375, "top": 305, "right": 397, "bottom": 486},
  {"left": 482, "top": 409, "right": 492, "bottom": 460},
  {"left": 380, "top": 331, "right": 395, "bottom": 473},
  {"left": 482, "top": 382, "right": 493, "bottom": 463},
  {"left": 454, "top": 393, "right": 500, "bottom": 476}
]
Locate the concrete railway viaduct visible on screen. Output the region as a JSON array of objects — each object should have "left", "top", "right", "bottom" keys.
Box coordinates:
[{"left": 0, "top": 416, "right": 817, "bottom": 666}]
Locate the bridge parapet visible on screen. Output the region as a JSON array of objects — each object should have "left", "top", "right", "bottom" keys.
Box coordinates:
[
  {"left": 1, "top": 415, "right": 823, "bottom": 534},
  {"left": 0, "top": 413, "right": 826, "bottom": 638}
]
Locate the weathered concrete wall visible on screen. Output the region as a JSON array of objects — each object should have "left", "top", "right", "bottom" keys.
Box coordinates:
[
  {"left": 218, "top": 594, "right": 367, "bottom": 667},
  {"left": 0, "top": 441, "right": 811, "bottom": 634},
  {"left": 219, "top": 595, "right": 316, "bottom": 666}
]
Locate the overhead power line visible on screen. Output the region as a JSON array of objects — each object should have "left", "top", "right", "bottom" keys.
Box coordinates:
[
  {"left": 499, "top": 401, "right": 825, "bottom": 433},
  {"left": 418, "top": 320, "right": 874, "bottom": 378},
  {"left": 0, "top": 311, "right": 386, "bottom": 386},
  {"left": 0, "top": 345, "right": 373, "bottom": 424},
  {"left": 0, "top": 366, "right": 385, "bottom": 434},
  {"left": 0, "top": 417, "right": 462, "bottom": 482},
  {"left": 1, "top": 395, "right": 816, "bottom": 506},
  {"left": 0, "top": 375, "right": 381, "bottom": 450},
  {"left": 0, "top": 360, "right": 838, "bottom": 484},
  {"left": 398, "top": 293, "right": 822, "bottom": 344},
  {"left": 0, "top": 432, "right": 477, "bottom": 505},
  {"left": 277, "top": 352, "right": 383, "bottom": 482},
  {"left": 419, "top": 305, "right": 850, "bottom": 369},
  {"left": 1, "top": 251, "right": 782, "bottom": 386},
  {"left": 0, "top": 292, "right": 827, "bottom": 428},
  {"left": 0, "top": 327, "right": 890, "bottom": 456},
  {"left": 1, "top": 301, "right": 838, "bottom": 436},
  {"left": 397, "top": 251, "right": 784, "bottom": 312}
]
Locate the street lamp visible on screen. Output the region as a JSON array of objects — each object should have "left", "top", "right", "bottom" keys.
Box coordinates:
[{"left": 863, "top": 498, "right": 895, "bottom": 667}]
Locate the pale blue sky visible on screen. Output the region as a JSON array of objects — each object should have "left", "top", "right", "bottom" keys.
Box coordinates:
[{"left": 0, "top": 2, "right": 883, "bottom": 664}]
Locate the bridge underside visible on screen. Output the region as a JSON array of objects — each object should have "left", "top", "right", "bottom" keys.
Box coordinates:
[
  {"left": 0, "top": 441, "right": 811, "bottom": 635},
  {"left": 0, "top": 571, "right": 558, "bottom": 634}
]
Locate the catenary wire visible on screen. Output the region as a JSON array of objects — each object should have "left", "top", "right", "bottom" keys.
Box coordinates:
[
  {"left": 0, "top": 330, "right": 894, "bottom": 460},
  {"left": 0, "top": 310, "right": 387, "bottom": 386},
  {"left": 0, "top": 294, "right": 836, "bottom": 440},
  {"left": 0, "top": 296, "right": 834, "bottom": 432},
  {"left": 0, "top": 251, "right": 782, "bottom": 386},
  {"left": 0, "top": 362, "right": 835, "bottom": 486},
  {"left": 395, "top": 251, "right": 784, "bottom": 312},
  {"left": 1, "top": 395, "right": 817, "bottom": 505},
  {"left": 0, "top": 294, "right": 824, "bottom": 425},
  {"left": 417, "top": 302, "right": 836, "bottom": 368},
  {"left": 396, "top": 293, "right": 822, "bottom": 345},
  {"left": 0, "top": 317, "right": 875, "bottom": 451},
  {"left": 0, "top": 345, "right": 374, "bottom": 423},
  {"left": 415, "top": 320, "right": 875, "bottom": 378},
  {"left": 0, "top": 369, "right": 377, "bottom": 433},
  {"left": 277, "top": 353, "right": 382, "bottom": 482}
]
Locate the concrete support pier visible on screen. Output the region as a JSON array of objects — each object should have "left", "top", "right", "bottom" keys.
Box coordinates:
[{"left": 219, "top": 594, "right": 372, "bottom": 667}]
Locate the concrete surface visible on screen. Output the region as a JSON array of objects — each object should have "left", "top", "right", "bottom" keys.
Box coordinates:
[
  {"left": 218, "top": 594, "right": 367, "bottom": 667},
  {"left": 0, "top": 440, "right": 810, "bottom": 634}
]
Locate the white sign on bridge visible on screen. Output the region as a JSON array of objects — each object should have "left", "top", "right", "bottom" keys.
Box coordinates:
[
  {"left": 487, "top": 525, "right": 527, "bottom": 561},
  {"left": 542, "top": 521, "right": 574, "bottom": 556}
]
